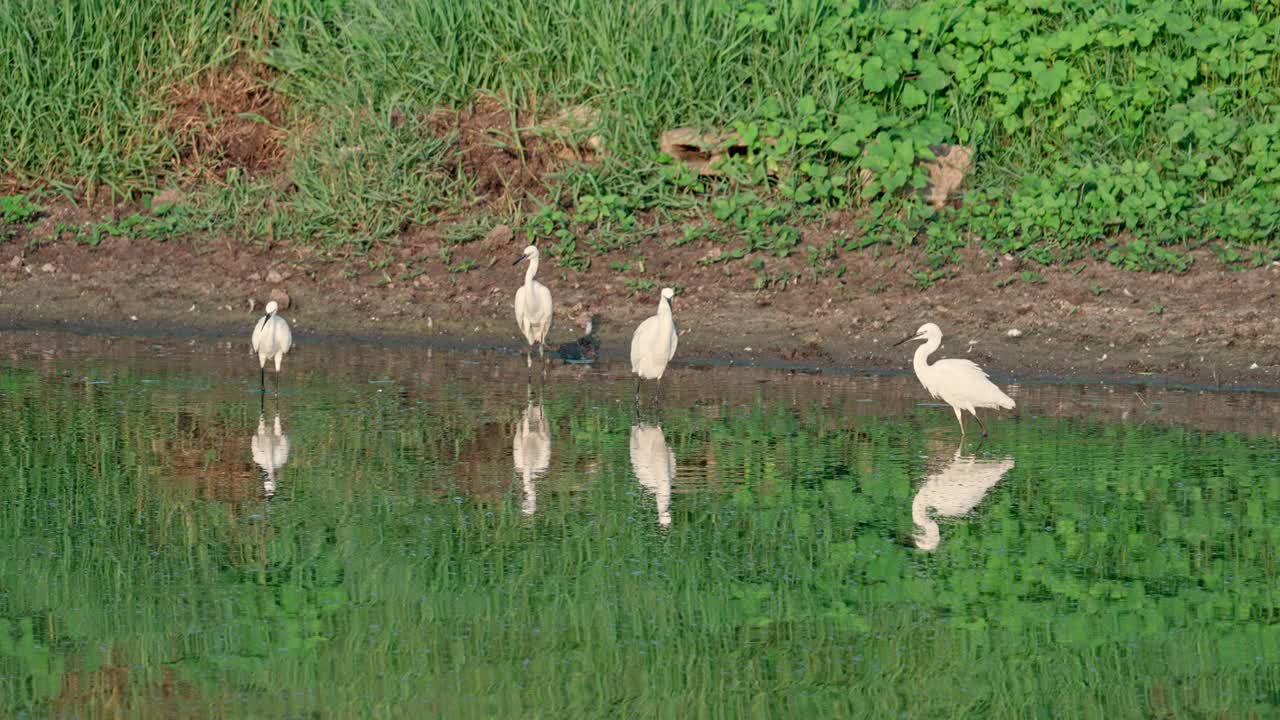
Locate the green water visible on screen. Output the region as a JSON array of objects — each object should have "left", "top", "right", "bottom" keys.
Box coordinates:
[{"left": 1, "top": 335, "right": 1278, "bottom": 718}]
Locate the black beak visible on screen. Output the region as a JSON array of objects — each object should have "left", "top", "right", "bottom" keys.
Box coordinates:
[
  {"left": 513, "top": 255, "right": 528, "bottom": 265},
  {"left": 893, "top": 333, "right": 922, "bottom": 347}
]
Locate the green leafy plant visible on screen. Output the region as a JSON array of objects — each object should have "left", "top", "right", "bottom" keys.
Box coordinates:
[{"left": 0, "top": 195, "right": 42, "bottom": 224}]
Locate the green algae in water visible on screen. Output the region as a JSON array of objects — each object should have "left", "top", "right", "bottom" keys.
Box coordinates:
[{"left": 0, "top": 348, "right": 1278, "bottom": 718}]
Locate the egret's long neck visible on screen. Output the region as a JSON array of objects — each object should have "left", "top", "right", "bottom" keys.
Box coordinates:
[
  {"left": 911, "top": 492, "right": 929, "bottom": 527},
  {"left": 913, "top": 335, "right": 940, "bottom": 376},
  {"left": 911, "top": 493, "right": 939, "bottom": 549},
  {"left": 657, "top": 298, "right": 672, "bottom": 322},
  {"left": 524, "top": 256, "right": 539, "bottom": 287}
]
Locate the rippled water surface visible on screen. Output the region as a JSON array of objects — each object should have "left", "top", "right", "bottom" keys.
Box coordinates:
[{"left": 2, "top": 332, "right": 1279, "bottom": 718}]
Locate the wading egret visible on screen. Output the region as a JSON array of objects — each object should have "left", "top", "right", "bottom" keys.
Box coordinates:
[
  {"left": 513, "top": 245, "right": 553, "bottom": 368},
  {"left": 512, "top": 389, "right": 550, "bottom": 516},
  {"left": 252, "top": 300, "right": 292, "bottom": 391},
  {"left": 557, "top": 314, "right": 602, "bottom": 364},
  {"left": 630, "top": 422, "right": 675, "bottom": 527},
  {"left": 251, "top": 414, "right": 291, "bottom": 499},
  {"left": 911, "top": 446, "right": 1014, "bottom": 551},
  {"left": 630, "top": 288, "right": 677, "bottom": 399},
  {"left": 895, "top": 322, "right": 1015, "bottom": 436}
]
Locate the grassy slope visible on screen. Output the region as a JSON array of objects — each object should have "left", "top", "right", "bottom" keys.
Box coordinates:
[{"left": 3, "top": 0, "right": 1280, "bottom": 276}]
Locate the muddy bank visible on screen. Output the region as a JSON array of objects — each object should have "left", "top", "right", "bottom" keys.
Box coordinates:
[{"left": 1, "top": 227, "right": 1278, "bottom": 390}]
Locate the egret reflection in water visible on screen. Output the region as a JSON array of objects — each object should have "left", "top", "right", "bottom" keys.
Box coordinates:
[
  {"left": 911, "top": 446, "right": 1015, "bottom": 551},
  {"left": 251, "top": 414, "right": 291, "bottom": 498},
  {"left": 513, "top": 388, "right": 551, "bottom": 515},
  {"left": 4, "top": 331, "right": 1280, "bottom": 718},
  {"left": 630, "top": 422, "right": 675, "bottom": 526}
]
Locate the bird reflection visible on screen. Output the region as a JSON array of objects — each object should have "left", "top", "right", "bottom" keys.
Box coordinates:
[
  {"left": 911, "top": 446, "right": 1014, "bottom": 551},
  {"left": 512, "top": 387, "right": 550, "bottom": 515},
  {"left": 251, "top": 414, "right": 290, "bottom": 498},
  {"left": 630, "top": 423, "right": 675, "bottom": 526}
]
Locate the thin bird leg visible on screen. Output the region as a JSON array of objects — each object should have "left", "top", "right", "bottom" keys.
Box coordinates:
[
  {"left": 634, "top": 378, "right": 642, "bottom": 405},
  {"left": 654, "top": 377, "right": 663, "bottom": 407},
  {"left": 954, "top": 406, "right": 965, "bottom": 436},
  {"left": 260, "top": 365, "right": 266, "bottom": 394},
  {"left": 526, "top": 347, "right": 533, "bottom": 369},
  {"left": 973, "top": 412, "right": 988, "bottom": 438}
]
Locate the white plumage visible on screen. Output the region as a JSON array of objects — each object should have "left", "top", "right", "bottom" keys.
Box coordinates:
[
  {"left": 512, "top": 396, "right": 550, "bottom": 516},
  {"left": 630, "top": 287, "right": 677, "bottom": 381},
  {"left": 251, "top": 300, "right": 292, "bottom": 389},
  {"left": 896, "top": 322, "right": 1015, "bottom": 436},
  {"left": 911, "top": 447, "right": 1014, "bottom": 551},
  {"left": 513, "top": 245, "right": 553, "bottom": 368},
  {"left": 252, "top": 414, "right": 291, "bottom": 498},
  {"left": 630, "top": 422, "right": 675, "bottom": 527}
]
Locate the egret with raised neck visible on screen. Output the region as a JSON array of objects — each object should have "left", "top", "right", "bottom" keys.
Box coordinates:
[
  {"left": 894, "top": 322, "right": 1015, "bottom": 436},
  {"left": 513, "top": 244, "right": 553, "bottom": 369},
  {"left": 630, "top": 287, "right": 678, "bottom": 401}
]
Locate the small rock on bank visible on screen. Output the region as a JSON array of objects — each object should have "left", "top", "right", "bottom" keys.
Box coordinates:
[
  {"left": 485, "top": 224, "right": 514, "bottom": 245},
  {"left": 270, "top": 288, "right": 291, "bottom": 310}
]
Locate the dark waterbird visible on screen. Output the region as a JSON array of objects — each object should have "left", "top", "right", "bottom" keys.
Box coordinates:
[{"left": 557, "top": 314, "right": 602, "bottom": 364}]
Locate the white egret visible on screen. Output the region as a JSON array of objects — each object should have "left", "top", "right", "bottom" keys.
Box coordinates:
[
  {"left": 513, "top": 245, "right": 553, "bottom": 368},
  {"left": 630, "top": 423, "right": 675, "bottom": 527},
  {"left": 630, "top": 288, "right": 677, "bottom": 398},
  {"left": 251, "top": 414, "right": 291, "bottom": 499},
  {"left": 512, "top": 390, "right": 550, "bottom": 516},
  {"left": 894, "top": 322, "right": 1014, "bottom": 436},
  {"left": 251, "top": 300, "right": 292, "bottom": 391},
  {"left": 911, "top": 446, "right": 1014, "bottom": 551}
]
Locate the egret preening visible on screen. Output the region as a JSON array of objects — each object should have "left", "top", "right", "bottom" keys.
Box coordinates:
[
  {"left": 251, "top": 414, "right": 291, "bottom": 499},
  {"left": 252, "top": 300, "right": 292, "bottom": 392},
  {"left": 630, "top": 288, "right": 677, "bottom": 400},
  {"left": 894, "top": 322, "right": 1015, "bottom": 436},
  {"left": 630, "top": 422, "right": 675, "bottom": 527},
  {"left": 911, "top": 446, "right": 1014, "bottom": 551},
  {"left": 513, "top": 245, "right": 553, "bottom": 369},
  {"left": 512, "top": 388, "right": 550, "bottom": 515}
]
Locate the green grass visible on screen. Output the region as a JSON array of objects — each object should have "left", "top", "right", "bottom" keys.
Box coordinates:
[
  {"left": 0, "top": 1, "right": 271, "bottom": 197},
  {"left": 1, "top": 354, "right": 1279, "bottom": 717},
  {"left": 5, "top": 1, "right": 1280, "bottom": 274}
]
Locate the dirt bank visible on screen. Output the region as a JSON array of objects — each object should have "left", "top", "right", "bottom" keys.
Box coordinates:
[{"left": 2, "top": 210, "right": 1277, "bottom": 389}]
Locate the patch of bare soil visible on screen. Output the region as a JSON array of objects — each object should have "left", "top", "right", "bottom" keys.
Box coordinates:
[
  {"left": 425, "top": 96, "right": 588, "bottom": 206},
  {"left": 2, "top": 198, "right": 1277, "bottom": 389},
  {"left": 166, "top": 64, "right": 287, "bottom": 180}
]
